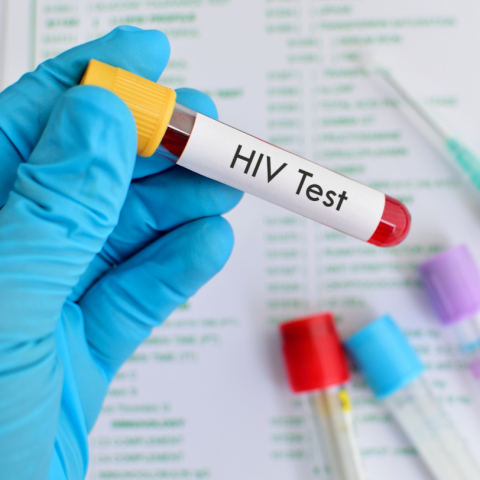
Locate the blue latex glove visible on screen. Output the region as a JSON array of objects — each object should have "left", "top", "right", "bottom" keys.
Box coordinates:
[{"left": 0, "top": 26, "right": 243, "bottom": 479}]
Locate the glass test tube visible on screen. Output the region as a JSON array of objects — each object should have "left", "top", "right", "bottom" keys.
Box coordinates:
[
  {"left": 420, "top": 245, "right": 480, "bottom": 404},
  {"left": 280, "top": 313, "right": 367, "bottom": 480},
  {"left": 344, "top": 315, "right": 480, "bottom": 480},
  {"left": 81, "top": 60, "right": 411, "bottom": 247}
]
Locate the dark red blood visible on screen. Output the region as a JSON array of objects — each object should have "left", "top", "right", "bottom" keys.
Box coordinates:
[
  {"left": 159, "top": 125, "right": 190, "bottom": 159},
  {"left": 368, "top": 195, "right": 411, "bottom": 247}
]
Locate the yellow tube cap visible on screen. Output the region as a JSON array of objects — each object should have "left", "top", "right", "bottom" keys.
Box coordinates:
[{"left": 81, "top": 59, "right": 177, "bottom": 157}]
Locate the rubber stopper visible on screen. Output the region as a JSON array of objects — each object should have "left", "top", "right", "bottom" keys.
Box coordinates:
[
  {"left": 420, "top": 245, "right": 480, "bottom": 326},
  {"left": 279, "top": 312, "right": 350, "bottom": 393},
  {"left": 81, "top": 59, "right": 177, "bottom": 157},
  {"left": 344, "top": 315, "right": 424, "bottom": 399}
]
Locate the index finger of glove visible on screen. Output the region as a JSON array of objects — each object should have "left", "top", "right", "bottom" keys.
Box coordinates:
[{"left": 0, "top": 26, "right": 170, "bottom": 206}]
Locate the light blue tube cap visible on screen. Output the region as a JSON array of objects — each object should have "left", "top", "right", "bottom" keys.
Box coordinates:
[{"left": 344, "top": 315, "right": 425, "bottom": 399}]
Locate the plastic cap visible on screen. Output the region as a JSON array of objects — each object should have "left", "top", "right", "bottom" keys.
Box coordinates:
[
  {"left": 81, "top": 59, "right": 177, "bottom": 157},
  {"left": 344, "top": 315, "right": 424, "bottom": 399},
  {"left": 419, "top": 245, "right": 480, "bottom": 326},
  {"left": 279, "top": 312, "right": 349, "bottom": 393}
]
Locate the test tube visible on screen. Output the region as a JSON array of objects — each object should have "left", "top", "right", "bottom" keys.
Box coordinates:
[
  {"left": 419, "top": 245, "right": 480, "bottom": 402},
  {"left": 279, "top": 313, "right": 367, "bottom": 480},
  {"left": 344, "top": 315, "right": 480, "bottom": 480},
  {"left": 80, "top": 59, "right": 410, "bottom": 247}
]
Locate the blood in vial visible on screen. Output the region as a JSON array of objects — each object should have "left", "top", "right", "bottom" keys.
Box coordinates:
[{"left": 368, "top": 195, "right": 411, "bottom": 247}]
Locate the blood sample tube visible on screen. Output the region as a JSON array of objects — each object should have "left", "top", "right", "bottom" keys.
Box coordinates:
[
  {"left": 420, "top": 245, "right": 480, "bottom": 405},
  {"left": 280, "top": 313, "right": 367, "bottom": 480},
  {"left": 81, "top": 60, "right": 410, "bottom": 246},
  {"left": 344, "top": 315, "right": 480, "bottom": 480}
]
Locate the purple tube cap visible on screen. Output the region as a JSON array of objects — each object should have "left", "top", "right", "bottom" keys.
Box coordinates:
[{"left": 419, "top": 245, "right": 480, "bottom": 326}]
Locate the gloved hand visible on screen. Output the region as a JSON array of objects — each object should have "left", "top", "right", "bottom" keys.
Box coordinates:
[{"left": 0, "top": 26, "right": 243, "bottom": 480}]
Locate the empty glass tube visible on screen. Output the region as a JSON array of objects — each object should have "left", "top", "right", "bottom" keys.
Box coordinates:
[
  {"left": 345, "top": 315, "right": 480, "bottom": 480},
  {"left": 420, "top": 245, "right": 480, "bottom": 405},
  {"left": 280, "top": 313, "right": 367, "bottom": 480},
  {"left": 81, "top": 59, "right": 410, "bottom": 247}
]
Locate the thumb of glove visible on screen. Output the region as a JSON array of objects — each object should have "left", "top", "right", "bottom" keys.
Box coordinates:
[{"left": 0, "top": 85, "right": 137, "bottom": 340}]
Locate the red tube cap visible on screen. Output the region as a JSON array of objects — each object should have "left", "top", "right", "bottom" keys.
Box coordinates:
[{"left": 279, "top": 312, "right": 350, "bottom": 393}]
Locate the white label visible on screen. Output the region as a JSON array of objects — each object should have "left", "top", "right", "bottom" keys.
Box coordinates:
[{"left": 177, "top": 114, "right": 385, "bottom": 241}]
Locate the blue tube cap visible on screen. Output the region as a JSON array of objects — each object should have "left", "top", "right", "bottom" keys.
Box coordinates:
[{"left": 344, "top": 315, "right": 424, "bottom": 399}]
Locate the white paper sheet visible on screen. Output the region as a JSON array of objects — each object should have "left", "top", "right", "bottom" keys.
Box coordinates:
[
  {"left": 0, "top": 1, "right": 33, "bottom": 90},
  {"left": 6, "top": 0, "right": 480, "bottom": 478},
  {"left": 0, "top": 0, "right": 6, "bottom": 89}
]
